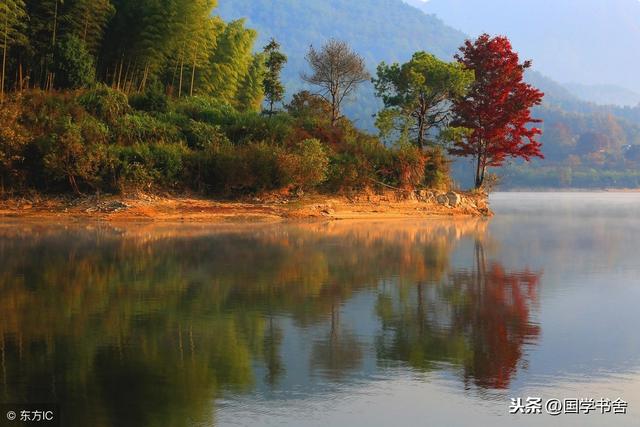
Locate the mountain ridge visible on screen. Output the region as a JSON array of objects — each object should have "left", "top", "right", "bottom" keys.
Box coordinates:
[{"left": 415, "top": 0, "right": 640, "bottom": 95}]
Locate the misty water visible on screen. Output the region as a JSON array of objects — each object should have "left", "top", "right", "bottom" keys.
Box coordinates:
[{"left": 1, "top": 192, "right": 639, "bottom": 426}]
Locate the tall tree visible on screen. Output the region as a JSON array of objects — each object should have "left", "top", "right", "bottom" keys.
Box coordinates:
[
  {"left": 302, "top": 39, "right": 370, "bottom": 126},
  {"left": 1, "top": 0, "right": 27, "bottom": 99},
  {"left": 62, "top": 0, "right": 115, "bottom": 55},
  {"left": 170, "top": 0, "right": 219, "bottom": 97},
  {"left": 236, "top": 53, "right": 265, "bottom": 112},
  {"left": 449, "top": 34, "right": 544, "bottom": 189},
  {"left": 203, "top": 19, "right": 256, "bottom": 104},
  {"left": 373, "top": 52, "right": 473, "bottom": 148},
  {"left": 262, "top": 38, "right": 287, "bottom": 116},
  {"left": 100, "top": 0, "right": 186, "bottom": 92}
]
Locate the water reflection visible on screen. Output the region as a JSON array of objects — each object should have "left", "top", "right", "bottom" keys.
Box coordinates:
[
  {"left": 0, "top": 219, "right": 540, "bottom": 426},
  {"left": 376, "top": 240, "right": 541, "bottom": 390}
]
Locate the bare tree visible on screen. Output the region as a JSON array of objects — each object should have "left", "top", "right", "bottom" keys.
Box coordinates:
[{"left": 302, "top": 39, "right": 370, "bottom": 126}]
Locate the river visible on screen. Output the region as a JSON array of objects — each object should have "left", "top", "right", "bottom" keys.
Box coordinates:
[{"left": 0, "top": 192, "right": 639, "bottom": 426}]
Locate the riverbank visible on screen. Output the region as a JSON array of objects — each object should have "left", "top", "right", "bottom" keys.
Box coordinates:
[{"left": 0, "top": 190, "right": 490, "bottom": 223}]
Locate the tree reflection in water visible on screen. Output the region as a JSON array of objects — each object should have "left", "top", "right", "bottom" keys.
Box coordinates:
[
  {"left": 0, "top": 219, "right": 539, "bottom": 426},
  {"left": 376, "top": 238, "right": 541, "bottom": 389}
]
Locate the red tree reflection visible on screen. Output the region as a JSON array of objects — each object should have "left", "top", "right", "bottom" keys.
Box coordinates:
[{"left": 377, "top": 240, "right": 541, "bottom": 390}]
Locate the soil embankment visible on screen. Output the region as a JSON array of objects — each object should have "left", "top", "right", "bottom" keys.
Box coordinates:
[{"left": 0, "top": 190, "right": 490, "bottom": 223}]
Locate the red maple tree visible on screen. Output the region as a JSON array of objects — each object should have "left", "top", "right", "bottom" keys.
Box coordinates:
[{"left": 449, "top": 34, "right": 544, "bottom": 189}]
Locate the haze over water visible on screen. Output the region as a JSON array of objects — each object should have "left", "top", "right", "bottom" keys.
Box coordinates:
[{"left": 1, "top": 192, "right": 639, "bottom": 426}]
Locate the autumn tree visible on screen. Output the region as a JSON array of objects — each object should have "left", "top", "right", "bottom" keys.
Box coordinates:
[
  {"left": 302, "top": 39, "right": 370, "bottom": 126},
  {"left": 449, "top": 34, "right": 544, "bottom": 189},
  {"left": 373, "top": 52, "right": 473, "bottom": 148},
  {"left": 262, "top": 38, "right": 287, "bottom": 116}
]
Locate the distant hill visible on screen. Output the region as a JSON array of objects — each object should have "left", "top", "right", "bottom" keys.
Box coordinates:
[
  {"left": 215, "top": 0, "right": 640, "bottom": 188},
  {"left": 564, "top": 83, "right": 640, "bottom": 107},
  {"left": 416, "top": 0, "right": 640, "bottom": 95},
  {"left": 217, "top": 0, "right": 465, "bottom": 64},
  {"left": 216, "top": 0, "right": 466, "bottom": 127}
]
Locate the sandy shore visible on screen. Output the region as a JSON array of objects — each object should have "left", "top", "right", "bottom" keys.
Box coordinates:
[{"left": 0, "top": 191, "right": 490, "bottom": 223}]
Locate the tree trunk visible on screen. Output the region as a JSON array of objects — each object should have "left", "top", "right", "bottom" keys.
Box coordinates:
[
  {"left": 69, "top": 175, "right": 81, "bottom": 195},
  {"left": 18, "top": 62, "right": 23, "bottom": 92},
  {"left": 190, "top": 56, "right": 196, "bottom": 97},
  {"left": 116, "top": 58, "right": 124, "bottom": 90},
  {"left": 417, "top": 116, "right": 425, "bottom": 148},
  {"left": 1, "top": 13, "right": 7, "bottom": 103},
  {"left": 178, "top": 55, "right": 184, "bottom": 98},
  {"left": 52, "top": 1, "right": 59, "bottom": 47},
  {"left": 475, "top": 151, "right": 483, "bottom": 189},
  {"left": 331, "top": 88, "right": 339, "bottom": 126}
]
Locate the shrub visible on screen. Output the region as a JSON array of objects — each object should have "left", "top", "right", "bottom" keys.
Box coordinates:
[
  {"left": 223, "top": 112, "right": 294, "bottom": 145},
  {"left": 0, "top": 98, "right": 30, "bottom": 191},
  {"left": 201, "top": 142, "right": 294, "bottom": 195},
  {"left": 281, "top": 139, "right": 329, "bottom": 190},
  {"left": 174, "top": 96, "right": 237, "bottom": 125},
  {"left": 200, "top": 141, "right": 245, "bottom": 195},
  {"left": 243, "top": 142, "right": 286, "bottom": 191},
  {"left": 78, "top": 116, "right": 110, "bottom": 145},
  {"left": 113, "top": 113, "right": 181, "bottom": 145},
  {"left": 423, "top": 147, "right": 450, "bottom": 189},
  {"left": 79, "top": 85, "right": 130, "bottom": 125},
  {"left": 21, "top": 91, "right": 86, "bottom": 132},
  {"left": 392, "top": 143, "right": 426, "bottom": 189},
  {"left": 106, "top": 145, "right": 155, "bottom": 191},
  {"left": 326, "top": 132, "right": 390, "bottom": 191},
  {"left": 128, "top": 83, "right": 169, "bottom": 113},
  {"left": 182, "top": 120, "right": 229, "bottom": 150},
  {"left": 42, "top": 120, "right": 106, "bottom": 193},
  {"left": 106, "top": 143, "right": 189, "bottom": 191},
  {"left": 148, "top": 143, "right": 189, "bottom": 186},
  {"left": 53, "top": 35, "right": 96, "bottom": 89}
]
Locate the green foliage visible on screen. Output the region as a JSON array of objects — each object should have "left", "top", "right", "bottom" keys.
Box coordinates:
[
  {"left": 41, "top": 119, "right": 106, "bottom": 193},
  {"left": 391, "top": 143, "right": 426, "bottom": 189},
  {"left": 236, "top": 53, "right": 266, "bottom": 112},
  {"left": 326, "top": 132, "right": 390, "bottom": 191},
  {"left": 1, "top": 0, "right": 28, "bottom": 98},
  {"left": 373, "top": 52, "right": 474, "bottom": 147},
  {"left": 53, "top": 35, "right": 96, "bottom": 89},
  {"left": 78, "top": 84, "right": 130, "bottom": 124},
  {"left": 113, "top": 113, "right": 181, "bottom": 145},
  {"left": 283, "top": 139, "right": 329, "bottom": 190},
  {"left": 129, "top": 83, "right": 169, "bottom": 113},
  {"left": 423, "top": 147, "right": 451, "bottom": 189},
  {"left": 107, "top": 142, "right": 189, "bottom": 191},
  {"left": 0, "top": 83, "right": 454, "bottom": 195},
  {"left": 174, "top": 96, "right": 238, "bottom": 125},
  {"left": 262, "top": 39, "right": 287, "bottom": 115},
  {"left": 202, "top": 19, "right": 259, "bottom": 106},
  {"left": 62, "top": 0, "right": 115, "bottom": 54},
  {"left": 223, "top": 112, "right": 294, "bottom": 145},
  {"left": 0, "top": 97, "right": 29, "bottom": 189},
  {"left": 182, "top": 120, "right": 228, "bottom": 150}
]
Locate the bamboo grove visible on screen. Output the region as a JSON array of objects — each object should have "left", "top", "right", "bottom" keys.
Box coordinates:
[{"left": 1, "top": 0, "right": 264, "bottom": 109}]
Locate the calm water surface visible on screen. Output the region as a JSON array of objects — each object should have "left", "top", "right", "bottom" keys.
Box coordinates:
[{"left": 0, "top": 192, "right": 639, "bottom": 426}]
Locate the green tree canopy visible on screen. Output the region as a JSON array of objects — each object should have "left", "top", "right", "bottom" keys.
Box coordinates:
[
  {"left": 373, "top": 52, "right": 474, "bottom": 148},
  {"left": 262, "top": 38, "right": 287, "bottom": 115}
]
